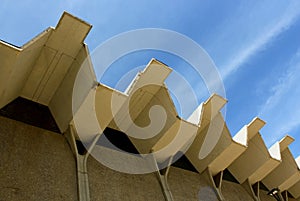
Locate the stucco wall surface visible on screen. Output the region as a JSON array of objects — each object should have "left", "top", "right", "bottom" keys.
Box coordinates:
[
  {"left": 168, "top": 167, "right": 219, "bottom": 201},
  {"left": 1, "top": 116, "right": 299, "bottom": 201},
  {"left": 88, "top": 156, "right": 165, "bottom": 201},
  {"left": 0, "top": 116, "right": 77, "bottom": 201}
]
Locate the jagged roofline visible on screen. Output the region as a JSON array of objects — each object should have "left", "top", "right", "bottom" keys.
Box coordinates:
[
  {"left": 1, "top": 12, "right": 92, "bottom": 49},
  {"left": 263, "top": 135, "right": 300, "bottom": 194},
  {"left": 227, "top": 119, "right": 297, "bottom": 186},
  {"left": 1, "top": 12, "right": 299, "bottom": 199},
  {"left": 0, "top": 11, "right": 93, "bottom": 105},
  {"left": 95, "top": 58, "right": 201, "bottom": 157},
  {"left": 228, "top": 118, "right": 269, "bottom": 184}
]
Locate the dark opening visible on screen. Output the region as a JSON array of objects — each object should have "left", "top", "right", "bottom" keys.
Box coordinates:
[
  {"left": 287, "top": 191, "right": 295, "bottom": 199},
  {"left": 0, "top": 97, "right": 60, "bottom": 133},
  {"left": 260, "top": 182, "right": 269, "bottom": 191},
  {"left": 97, "top": 127, "right": 140, "bottom": 154},
  {"left": 171, "top": 153, "right": 198, "bottom": 173},
  {"left": 213, "top": 172, "right": 223, "bottom": 188},
  {"left": 222, "top": 169, "right": 239, "bottom": 183},
  {"left": 252, "top": 182, "right": 259, "bottom": 197}
]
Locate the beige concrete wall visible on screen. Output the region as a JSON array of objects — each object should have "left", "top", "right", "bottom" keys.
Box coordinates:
[
  {"left": 221, "top": 181, "right": 253, "bottom": 201},
  {"left": 0, "top": 116, "right": 77, "bottom": 201},
  {"left": 3, "top": 115, "right": 298, "bottom": 201},
  {"left": 168, "top": 167, "right": 258, "bottom": 201},
  {"left": 88, "top": 156, "right": 165, "bottom": 201},
  {"left": 168, "top": 167, "right": 219, "bottom": 201}
]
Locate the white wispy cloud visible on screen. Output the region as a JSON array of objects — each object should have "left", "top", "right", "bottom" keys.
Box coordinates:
[
  {"left": 168, "top": 2, "right": 300, "bottom": 121},
  {"left": 221, "top": 2, "right": 300, "bottom": 80},
  {"left": 259, "top": 49, "right": 300, "bottom": 144}
]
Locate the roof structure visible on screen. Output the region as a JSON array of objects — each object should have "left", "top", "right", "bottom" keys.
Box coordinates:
[{"left": 0, "top": 12, "right": 299, "bottom": 200}]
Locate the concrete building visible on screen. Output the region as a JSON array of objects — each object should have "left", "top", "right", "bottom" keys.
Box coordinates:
[{"left": 0, "top": 12, "right": 299, "bottom": 201}]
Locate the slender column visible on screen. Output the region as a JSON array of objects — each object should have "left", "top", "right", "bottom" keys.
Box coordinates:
[
  {"left": 67, "top": 124, "right": 101, "bottom": 201},
  {"left": 152, "top": 154, "right": 174, "bottom": 201},
  {"left": 205, "top": 168, "right": 225, "bottom": 201},
  {"left": 242, "top": 180, "right": 260, "bottom": 201}
]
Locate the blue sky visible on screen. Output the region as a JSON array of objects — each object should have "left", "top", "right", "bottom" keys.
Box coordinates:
[{"left": 1, "top": 0, "right": 300, "bottom": 157}]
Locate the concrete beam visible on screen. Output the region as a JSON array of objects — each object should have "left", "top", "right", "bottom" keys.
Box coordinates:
[
  {"left": 186, "top": 113, "right": 247, "bottom": 176},
  {"left": 185, "top": 95, "right": 228, "bottom": 174},
  {"left": 108, "top": 59, "right": 175, "bottom": 154},
  {"left": 228, "top": 118, "right": 276, "bottom": 184},
  {"left": 0, "top": 28, "right": 51, "bottom": 109},
  {"left": 151, "top": 118, "right": 198, "bottom": 163},
  {"left": 49, "top": 44, "right": 96, "bottom": 133},
  {"left": 262, "top": 136, "right": 300, "bottom": 192},
  {"left": 21, "top": 12, "right": 92, "bottom": 105}
]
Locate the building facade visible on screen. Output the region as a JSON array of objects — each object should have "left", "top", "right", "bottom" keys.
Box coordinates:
[{"left": 0, "top": 12, "right": 299, "bottom": 201}]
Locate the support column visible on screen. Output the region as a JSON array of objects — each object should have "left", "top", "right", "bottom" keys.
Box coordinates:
[
  {"left": 242, "top": 180, "right": 260, "bottom": 201},
  {"left": 66, "top": 124, "right": 101, "bottom": 201},
  {"left": 205, "top": 168, "right": 225, "bottom": 201},
  {"left": 152, "top": 155, "right": 174, "bottom": 201}
]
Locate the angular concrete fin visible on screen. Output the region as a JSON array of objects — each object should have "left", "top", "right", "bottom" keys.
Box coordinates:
[
  {"left": 152, "top": 118, "right": 198, "bottom": 163},
  {"left": 264, "top": 143, "right": 300, "bottom": 192},
  {"left": 46, "top": 12, "right": 92, "bottom": 57},
  {"left": 247, "top": 117, "right": 265, "bottom": 140},
  {"left": 268, "top": 135, "right": 294, "bottom": 163},
  {"left": 21, "top": 12, "right": 93, "bottom": 105},
  {"left": 54, "top": 11, "right": 92, "bottom": 44},
  {"left": 187, "top": 94, "right": 227, "bottom": 126},
  {"left": 190, "top": 94, "right": 227, "bottom": 129},
  {"left": 204, "top": 94, "right": 227, "bottom": 118},
  {"left": 0, "top": 27, "right": 52, "bottom": 109},
  {"left": 49, "top": 45, "right": 94, "bottom": 132},
  {"left": 279, "top": 135, "right": 294, "bottom": 151},
  {"left": 233, "top": 117, "right": 265, "bottom": 146},
  {"left": 95, "top": 84, "right": 127, "bottom": 132},
  {"left": 233, "top": 126, "right": 248, "bottom": 146},
  {"left": 140, "top": 58, "right": 172, "bottom": 83},
  {"left": 268, "top": 142, "right": 281, "bottom": 161},
  {"left": 125, "top": 58, "right": 172, "bottom": 95},
  {"left": 0, "top": 42, "right": 21, "bottom": 108},
  {"left": 187, "top": 103, "right": 203, "bottom": 125}
]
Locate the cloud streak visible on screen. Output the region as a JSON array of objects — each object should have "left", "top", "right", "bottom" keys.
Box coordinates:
[
  {"left": 259, "top": 49, "right": 300, "bottom": 144},
  {"left": 221, "top": 2, "right": 300, "bottom": 80}
]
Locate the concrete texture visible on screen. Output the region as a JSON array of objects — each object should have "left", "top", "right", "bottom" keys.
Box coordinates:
[
  {"left": 168, "top": 166, "right": 260, "bottom": 201},
  {"left": 88, "top": 156, "right": 165, "bottom": 201},
  {"left": 168, "top": 167, "right": 219, "bottom": 201},
  {"left": 1, "top": 115, "right": 299, "bottom": 201},
  {"left": 222, "top": 181, "right": 254, "bottom": 201},
  {"left": 0, "top": 116, "right": 77, "bottom": 201}
]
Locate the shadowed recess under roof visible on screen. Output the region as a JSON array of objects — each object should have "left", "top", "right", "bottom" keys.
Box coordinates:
[{"left": 0, "top": 97, "right": 60, "bottom": 133}]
